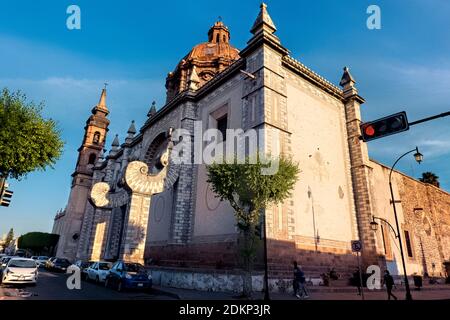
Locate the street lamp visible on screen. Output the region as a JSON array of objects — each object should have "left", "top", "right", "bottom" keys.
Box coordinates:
[
  {"left": 413, "top": 149, "right": 424, "bottom": 164},
  {"left": 262, "top": 212, "right": 270, "bottom": 301},
  {"left": 386, "top": 146, "right": 423, "bottom": 301},
  {"left": 370, "top": 216, "right": 399, "bottom": 238}
]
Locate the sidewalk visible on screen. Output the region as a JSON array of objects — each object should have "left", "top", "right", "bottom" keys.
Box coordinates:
[
  {"left": 155, "top": 284, "right": 450, "bottom": 300},
  {"left": 2, "top": 283, "right": 449, "bottom": 301}
]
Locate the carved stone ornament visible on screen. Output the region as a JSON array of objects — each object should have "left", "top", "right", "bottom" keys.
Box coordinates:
[
  {"left": 124, "top": 161, "right": 167, "bottom": 195},
  {"left": 90, "top": 183, "right": 129, "bottom": 209},
  {"left": 90, "top": 147, "right": 179, "bottom": 208}
]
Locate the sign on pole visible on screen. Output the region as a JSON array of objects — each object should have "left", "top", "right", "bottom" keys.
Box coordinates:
[
  {"left": 351, "top": 240, "right": 364, "bottom": 300},
  {"left": 351, "top": 240, "right": 362, "bottom": 252}
]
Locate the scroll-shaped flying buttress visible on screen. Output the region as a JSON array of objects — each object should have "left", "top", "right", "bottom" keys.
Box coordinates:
[
  {"left": 124, "top": 141, "right": 179, "bottom": 194},
  {"left": 90, "top": 133, "right": 179, "bottom": 208},
  {"left": 89, "top": 182, "right": 129, "bottom": 208},
  {"left": 124, "top": 161, "right": 167, "bottom": 195}
]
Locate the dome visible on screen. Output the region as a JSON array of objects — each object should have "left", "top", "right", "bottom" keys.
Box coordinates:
[
  {"left": 165, "top": 21, "right": 240, "bottom": 102},
  {"left": 184, "top": 21, "right": 239, "bottom": 63},
  {"left": 186, "top": 41, "right": 239, "bottom": 64}
]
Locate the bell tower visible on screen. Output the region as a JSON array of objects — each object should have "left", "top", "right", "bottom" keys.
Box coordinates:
[
  {"left": 55, "top": 88, "right": 110, "bottom": 260},
  {"left": 73, "top": 87, "right": 110, "bottom": 180}
]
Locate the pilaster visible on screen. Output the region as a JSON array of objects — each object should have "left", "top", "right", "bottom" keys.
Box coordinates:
[{"left": 340, "top": 67, "right": 379, "bottom": 267}]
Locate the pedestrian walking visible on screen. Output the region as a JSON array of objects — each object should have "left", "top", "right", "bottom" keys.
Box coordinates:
[
  {"left": 383, "top": 270, "right": 398, "bottom": 300},
  {"left": 352, "top": 269, "right": 362, "bottom": 296},
  {"left": 293, "top": 261, "right": 309, "bottom": 299}
]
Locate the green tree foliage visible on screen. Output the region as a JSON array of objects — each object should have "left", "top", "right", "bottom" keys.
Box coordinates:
[
  {"left": 0, "top": 88, "right": 64, "bottom": 180},
  {"left": 207, "top": 155, "right": 300, "bottom": 297},
  {"left": 419, "top": 171, "right": 440, "bottom": 188},
  {"left": 17, "top": 232, "right": 60, "bottom": 255}
]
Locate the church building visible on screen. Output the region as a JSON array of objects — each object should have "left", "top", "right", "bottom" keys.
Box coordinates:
[{"left": 53, "top": 4, "right": 450, "bottom": 292}]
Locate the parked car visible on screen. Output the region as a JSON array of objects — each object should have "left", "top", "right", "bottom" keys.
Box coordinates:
[
  {"left": 0, "top": 256, "right": 13, "bottom": 268},
  {"left": 14, "top": 250, "right": 26, "bottom": 257},
  {"left": 1, "top": 257, "right": 38, "bottom": 285},
  {"left": 73, "top": 260, "right": 94, "bottom": 280},
  {"left": 50, "top": 258, "right": 71, "bottom": 272},
  {"left": 36, "top": 256, "right": 49, "bottom": 268},
  {"left": 86, "top": 261, "right": 112, "bottom": 283},
  {"left": 105, "top": 261, "right": 152, "bottom": 292},
  {"left": 31, "top": 256, "right": 38, "bottom": 260},
  {"left": 45, "top": 257, "right": 56, "bottom": 270},
  {"left": 0, "top": 256, "right": 13, "bottom": 281}
]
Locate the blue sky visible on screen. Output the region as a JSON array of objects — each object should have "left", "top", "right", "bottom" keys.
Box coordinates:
[{"left": 1, "top": 0, "right": 449, "bottom": 237}]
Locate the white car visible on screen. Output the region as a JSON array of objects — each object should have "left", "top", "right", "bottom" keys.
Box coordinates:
[
  {"left": 1, "top": 257, "right": 38, "bottom": 285},
  {"left": 86, "top": 261, "right": 112, "bottom": 283},
  {"left": 36, "top": 256, "right": 50, "bottom": 268}
]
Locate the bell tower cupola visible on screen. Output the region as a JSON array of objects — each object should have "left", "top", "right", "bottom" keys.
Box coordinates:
[
  {"left": 208, "top": 21, "right": 230, "bottom": 44},
  {"left": 72, "top": 87, "right": 110, "bottom": 181}
]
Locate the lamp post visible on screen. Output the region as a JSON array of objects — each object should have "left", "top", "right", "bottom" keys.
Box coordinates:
[
  {"left": 262, "top": 212, "right": 270, "bottom": 301},
  {"left": 376, "top": 147, "right": 423, "bottom": 300},
  {"left": 370, "top": 216, "right": 399, "bottom": 239}
]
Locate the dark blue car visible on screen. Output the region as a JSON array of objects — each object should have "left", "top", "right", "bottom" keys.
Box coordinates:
[{"left": 105, "top": 261, "right": 152, "bottom": 292}]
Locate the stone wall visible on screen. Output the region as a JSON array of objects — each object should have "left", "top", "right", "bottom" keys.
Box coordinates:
[
  {"left": 370, "top": 160, "right": 450, "bottom": 277},
  {"left": 399, "top": 174, "right": 450, "bottom": 277},
  {"left": 150, "top": 267, "right": 264, "bottom": 293},
  {"left": 193, "top": 73, "right": 243, "bottom": 241},
  {"left": 145, "top": 240, "right": 239, "bottom": 269},
  {"left": 56, "top": 175, "right": 92, "bottom": 260},
  {"left": 266, "top": 238, "right": 358, "bottom": 280}
]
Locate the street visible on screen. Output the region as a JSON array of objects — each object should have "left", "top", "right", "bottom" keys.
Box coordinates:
[
  {"left": 0, "top": 269, "right": 178, "bottom": 300},
  {"left": 2, "top": 269, "right": 450, "bottom": 300}
]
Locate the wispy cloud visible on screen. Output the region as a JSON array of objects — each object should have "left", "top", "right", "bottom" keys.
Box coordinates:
[
  {"left": 417, "top": 138, "right": 450, "bottom": 159},
  {"left": 386, "top": 63, "right": 450, "bottom": 96}
]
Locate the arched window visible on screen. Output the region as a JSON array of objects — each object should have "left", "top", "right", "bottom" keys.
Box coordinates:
[
  {"left": 216, "top": 34, "right": 220, "bottom": 43},
  {"left": 88, "top": 153, "right": 96, "bottom": 165},
  {"left": 93, "top": 132, "right": 101, "bottom": 144},
  {"left": 223, "top": 35, "right": 227, "bottom": 42}
]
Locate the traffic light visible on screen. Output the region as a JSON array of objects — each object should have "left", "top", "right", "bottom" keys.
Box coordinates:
[
  {"left": 360, "top": 111, "right": 409, "bottom": 142},
  {"left": 0, "top": 179, "right": 13, "bottom": 207}
]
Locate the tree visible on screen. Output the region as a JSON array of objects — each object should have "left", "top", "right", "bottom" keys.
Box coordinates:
[
  {"left": 2, "top": 228, "right": 14, "bottom": 251},
  {"left": 0, "top": 88, "right": 64, "bottom": 180},
  {"left": 17, "top": 232, "right": 60, "bottom": 255},
  {"left": 207, "top": 155, "right": 300, "bottom": 297},
  {"left": 419, "top": 172, "right": 440, "bottom": 188}
]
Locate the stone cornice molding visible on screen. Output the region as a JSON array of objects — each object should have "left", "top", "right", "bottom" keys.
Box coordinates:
[{"left": 283, "top": 55, "right": 344, "bottom": 101}]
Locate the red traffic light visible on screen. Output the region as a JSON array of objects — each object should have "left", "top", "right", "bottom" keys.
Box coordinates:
[
  {"left": 360, "top": 111, "right": 409, "bottom": 142},
  {"left": 363, "top": 125, "right": 376, "bottom": 137}
]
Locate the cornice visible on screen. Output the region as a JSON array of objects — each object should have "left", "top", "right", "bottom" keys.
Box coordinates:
[{"left": 283, "top": 55, "right": 344, "bottom": 101}]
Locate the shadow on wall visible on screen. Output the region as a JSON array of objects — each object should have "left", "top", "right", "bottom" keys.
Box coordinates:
[
  {"left": 118, "top": 221, "right": 147, "bottom": 259},
  {"left": 143, "top": 237, "right": 377, "bottom": 280}
]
